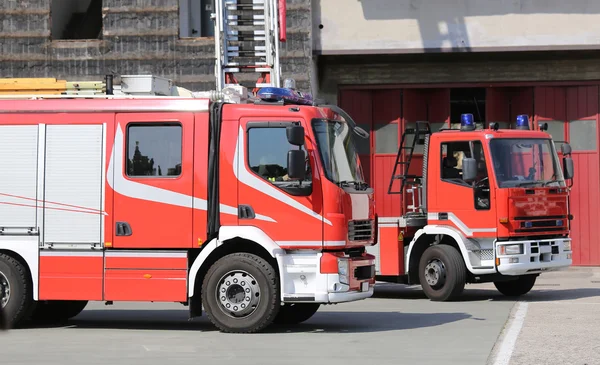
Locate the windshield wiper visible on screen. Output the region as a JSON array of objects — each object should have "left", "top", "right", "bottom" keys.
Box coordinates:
[
  {"left": 338, "top": 180, "right": 369, "bottom": 190},
  {"left": 515, "top": 180, "right": 542, "bottom": 187}
]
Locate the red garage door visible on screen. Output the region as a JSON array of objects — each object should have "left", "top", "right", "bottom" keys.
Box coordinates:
[
  {"left": 534, "top": 86, "right": 600, "bottom": 266},
  {"left": 338, "top": 88, "right": 450, "bottom": 219}
]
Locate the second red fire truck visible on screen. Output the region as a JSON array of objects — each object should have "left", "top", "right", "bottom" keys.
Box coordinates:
[{"left": 372, "top": 113, "right": 575, "bottom": 301}]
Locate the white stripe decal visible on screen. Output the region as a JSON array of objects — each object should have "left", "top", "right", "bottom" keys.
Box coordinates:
[
  {"left": 427, "top": 212, "right": 497, "bottom": 236},
  {"left": 276, "top": 241, "right": 345, "bottom": 247},
  {"left": 107, "top": 123, "right": 276, "bottom": 223},
  {"left": 234, "top": 126, "right": 333, "bottom": 226}
]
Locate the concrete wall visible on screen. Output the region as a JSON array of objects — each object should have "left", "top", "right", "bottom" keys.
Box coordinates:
[
  {"left": 0, "top": 0, "right": 313, "bottom": 93},
  {"left": 313, "top": 0, "right": 600, "bottom": 54}
]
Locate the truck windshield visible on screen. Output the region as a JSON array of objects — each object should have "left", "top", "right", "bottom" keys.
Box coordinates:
[
  {"left": 489, "top": 138, "right": 566, "bottom": 188},
  {"left": 311, "top": 118, "right": 367, "bottom": 188}
]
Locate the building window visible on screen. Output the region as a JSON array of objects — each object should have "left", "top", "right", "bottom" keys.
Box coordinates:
[
  {"left": 450, "top": 88, "right": 486, "bottom": 130},
  {"left": 247, "top": 126, "right": 311, "bottom": 184},
  {"left": 180, "top": 0, "right": 215, "bottom": 38},
  {"left": 543, "top": 120, "right": 566, "bottom": 143},
  {"left": 374, "top": 123, "right": 398, "bottom": 154},
  {"left": 569, "top": 119, "right": 597, "bottom": 151},
  {"left": 126, "top": 124, "right": 183, "bottom": 177},
  {"left": 51, "top": 0, "right": 103, "bottom": 40}
]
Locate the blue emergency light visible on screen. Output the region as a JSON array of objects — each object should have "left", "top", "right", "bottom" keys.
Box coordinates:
[
  {"left": 460, "top": 113, "right": 476, "bottom": 131},
  {"left": 516, "top": 114, "right": 530, "bottom": 130},
  {"left": 256, "top": 79, "right": 313, "bottom": 105}
]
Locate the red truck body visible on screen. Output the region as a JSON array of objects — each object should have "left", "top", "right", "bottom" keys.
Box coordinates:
[{"left": 0, "top": 87, "right": 377, "bottom": 332}]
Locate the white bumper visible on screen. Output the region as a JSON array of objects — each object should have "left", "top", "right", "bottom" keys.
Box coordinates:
[
  {"left": 278, "top": 251, "right": 376, "bottom": 304},
  {"left": 496, "top": 238, "right": 572, "bottom": 276}
]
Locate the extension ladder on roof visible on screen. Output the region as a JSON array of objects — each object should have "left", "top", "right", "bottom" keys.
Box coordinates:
[{"left": 214, "top": 0, "right": 286, "bottom": 93}]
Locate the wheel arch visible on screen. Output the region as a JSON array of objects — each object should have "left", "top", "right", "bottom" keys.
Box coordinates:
[
  {"left": 0, "top": 247, "right": 37, "bottom": 301},
  {"left": 406, "top": 226, "right": 472, "bottom": 284},
  {"left": 187, "top": 226, "right": 285, "bottom": 317}
]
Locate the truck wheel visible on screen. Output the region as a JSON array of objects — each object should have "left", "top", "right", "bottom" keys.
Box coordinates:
[
  {"left": 0, "top": 254, "right": 33, "bottom": 328},
  {"left": 494, "top": 275, "right": 537, "bottom": 297},
  {"left": 273, "top": 303, "right": 320, "bottom": 325},
  {"left": 31, "top": 300, "right": 88, "bottom": 323},
  {"left": 202, "top": 252, "right": 280, "bottom": 333},
  {"left": 418, "top": 244, "right": 466, "bottom": 301}
]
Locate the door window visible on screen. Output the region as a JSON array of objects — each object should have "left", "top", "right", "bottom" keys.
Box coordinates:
[
  {"left": 247, "top": 126, "right": 312, "bottom": 194},
  {"left": 126, "top": 123, "right": 183, "bottom": 177}
]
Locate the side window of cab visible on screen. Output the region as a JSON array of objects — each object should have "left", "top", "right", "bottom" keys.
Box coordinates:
[
  {"left": 440, "top": 140, "right": 490, "bottom": 210},
  {"left": 247, "top": 125, "right": 312, "bottom": 196}
]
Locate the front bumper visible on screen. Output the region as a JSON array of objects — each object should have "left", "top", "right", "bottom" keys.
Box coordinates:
[
  {"left": 279, "top": 252, "right": 376, "bottom": 304},
  {"left": 496, "top": 238, "right": 572, "bottom": 276}
]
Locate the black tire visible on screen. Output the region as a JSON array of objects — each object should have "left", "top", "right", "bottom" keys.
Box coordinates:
[
  {"left": 31, "top": 300, "right": 88, "bottom": 323},
  {"left": 273, "top": 303, "right": 320, "bottom": 325},
  {"left": 418, "top": 244, "right": 467, "bottom": 301},
  {"left": 201, "top": 252, "right": 280, "bottom": 333},
  {"left": 494, "top": 275, "right": 537, "bottom": 297},
  {"left": 0, "top": 253, "right": 33, "bottom": 329}
]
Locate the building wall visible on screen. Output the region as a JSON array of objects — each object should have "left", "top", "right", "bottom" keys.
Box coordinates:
[
  {"left": 0, "top": 0, "right": 313, "bottom": 93},
  {"left": 315, "top": 51, "right": 600, "bottom": 105},
  {"left": 313, "top": 0, "right": 600, "bottom": 55}
]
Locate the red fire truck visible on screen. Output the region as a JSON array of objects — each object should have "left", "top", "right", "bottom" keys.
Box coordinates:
[
  {"left": 371, "top": 114, "right": 574, "bottom": 301},
  {"left": 0, "top": 75, "right": 376, "bottom": 333}
]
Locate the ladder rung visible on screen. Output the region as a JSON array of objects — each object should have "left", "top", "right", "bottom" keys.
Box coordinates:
[
  {"left": 226, "top": 0, "right": 265, "bottom": 4},
  {"left": 225, "top": 59, "right": 269, "bottom": 66},
  {"left": 227, "top": 20, "right": 265, "bottom": 26},
  {"left": 227, "top": 45, "right": 267, "bottom": 51}
]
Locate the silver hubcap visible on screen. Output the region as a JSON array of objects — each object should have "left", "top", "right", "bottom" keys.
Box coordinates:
[
  {"left": 216, "top": 270, "right": 260, "bottom": 318},
  {"left": 424, "top": 260, "right": 446, "bottom": 288},
  {"left": 0, "top": 271, "right": 10, "bottom": 308}
]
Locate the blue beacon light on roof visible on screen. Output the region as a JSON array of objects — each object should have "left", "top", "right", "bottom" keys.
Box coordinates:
[
  {"left": 516, "top": 114, "right": 530, "bottom": 130},
  {"left": 256, "top": 79, "right": 313, "bottom": 106},
  {"left": 460, "top": 113, "right": 476, "bottom": 131}
]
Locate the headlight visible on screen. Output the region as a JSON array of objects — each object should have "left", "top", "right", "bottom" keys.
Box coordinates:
[
  {"left": 498, "top": 244, "right": 523, "bottom": 255},
  {"left": 563, "top": 240, "right": 572, "bottom": 251},
  {"left": 337, "top": 258, "right": 349, "bottom": 285}
]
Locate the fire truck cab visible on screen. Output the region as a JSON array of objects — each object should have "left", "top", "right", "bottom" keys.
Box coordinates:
[
  {"left": 375, "top": 113, "right": 574, "bottom": 301},
  {"left": 0, "top": 75, "right": 377, "bottom": 332}
]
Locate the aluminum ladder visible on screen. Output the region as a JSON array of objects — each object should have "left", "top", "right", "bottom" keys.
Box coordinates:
[{"left": 214, "top": 0, "right": 284, "bottom": 93}]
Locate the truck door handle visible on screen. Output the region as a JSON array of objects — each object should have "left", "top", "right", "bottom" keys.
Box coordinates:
[
  {"left": 116, "top": 222, "right": 132, "bottom": 236},
  {"left": 238, "top": 205, "right": 256, "bottom": 220}
]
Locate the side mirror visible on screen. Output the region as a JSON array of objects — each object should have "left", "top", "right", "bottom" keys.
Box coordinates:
[
  {"left": 563, "top": 156, "right": 574, "bottom": 179},
  {"left": 462, "top": 157, "right": 477, "bottom": 182},
  {"left": 287, "top": 149, "right": 306, "bottom": 180},
  {"left": 561, "top": 142, "right": 572, "bottom": 156},
  {"left": 286, "top": 124, "right": 305, "bottom": 146}
]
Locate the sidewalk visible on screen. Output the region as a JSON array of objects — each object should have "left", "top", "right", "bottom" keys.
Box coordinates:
[{"left": 488, "top": 267, "right": 600, "bottom": 365}]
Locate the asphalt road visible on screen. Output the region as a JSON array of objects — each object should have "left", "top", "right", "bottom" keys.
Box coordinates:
[{"left": 1, "top": 270, "right": 598, "bottom": 365}]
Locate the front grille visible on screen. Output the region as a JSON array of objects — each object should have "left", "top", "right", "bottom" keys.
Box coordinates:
[{"left": 348, "top": 219, "right": 374, "bottom": 242}]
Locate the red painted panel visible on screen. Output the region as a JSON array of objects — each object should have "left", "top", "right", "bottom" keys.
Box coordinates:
[
  {"left": 534, "top": 85, "right": 600, "bottom": 265},
  {"left": 39, "top": 253, "right": 103, "bottom": 300},
  {"left": 104, "top": 269, "right": 187, "bottom": 302},
  {"left": 374, "top": 155, "right": 401, "bottom": 217},
  {"left": 372, "top": 89, "right": 402, "bottom": 218},
  {"left": 486, "top": 88, "right": 510, "bottom": 122},
  {"left": 104, "top": 256, "right": 188, "bottom": 270},
  {"left": 339, "top": 89, "right": 374, "bottom": 184},
  {"left": 378, "top": 223, "right": 402, "bottom": 275}
]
